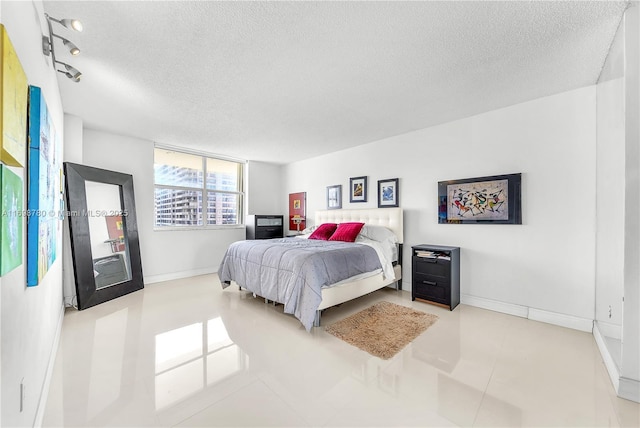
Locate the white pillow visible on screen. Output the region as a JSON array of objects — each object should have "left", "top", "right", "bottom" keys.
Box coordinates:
[
  {"left": 357, "top": 225, "right": 398, "bottom": 243},
  {"left": 301, "top": 225, "right": 318, "bottom": 234}
]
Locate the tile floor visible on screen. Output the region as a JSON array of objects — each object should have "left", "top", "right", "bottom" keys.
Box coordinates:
[{"left": 42, "top": 274, "right": 639, "bottom": 427}]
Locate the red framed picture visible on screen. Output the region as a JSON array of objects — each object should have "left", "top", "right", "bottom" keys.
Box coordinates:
[{"left": 289, "top": 192, "right": 306, "bottom": 232}]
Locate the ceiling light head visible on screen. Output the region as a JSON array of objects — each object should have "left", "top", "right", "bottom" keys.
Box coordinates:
[
  {"left": 46, "top": 14, "right": 83, "bottom": 32},
  {"left": 64, "top": 64, "right": 81, "bottom": 79},
  {"left": 62, "top": 38, "right": 80, "bottom": 55},
  {"left": 55, "top": 61, "right": 82, "bottom": 82},
  {"left": 51, "top": 34, "right": 80, "bottom": 55},
  {"left": 57, "top": 70, "right": 81, "bottom": 83},
  {"left": 61, "top": 18, "right": 83, "bottom": 32}
]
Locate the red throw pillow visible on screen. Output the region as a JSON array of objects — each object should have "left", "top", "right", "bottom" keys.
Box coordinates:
[
  {"left": 328, "top": 222, "right": 365, "bottom": 242},
  {"left": 308, "top": 223, "right": 338, "bottom": 240}
]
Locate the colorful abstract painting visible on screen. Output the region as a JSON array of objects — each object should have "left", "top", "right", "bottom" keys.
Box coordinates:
[
  {"left": 438, "top": 173, "right": 521, "bottom": 224},
  {"left": 447, "top": 179, "right": 509, "bottom": 221},
  {"left": 0, "top": 165, "right": 23, "bottom": 275},
  {"left": 0, "top": 25, "right": 28, "bottom": 167},
  {"left": 27, "top": 86, "right": 61, "bottom": 286}
]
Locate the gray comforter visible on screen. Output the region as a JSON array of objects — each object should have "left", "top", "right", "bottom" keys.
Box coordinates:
[{"left": 218, "top": 238, "right": 382, "bottom": 330}]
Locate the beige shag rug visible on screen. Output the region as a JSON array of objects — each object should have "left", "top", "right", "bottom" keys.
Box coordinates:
[{"left": 325, "top": 301, "right": 438, "bottom": 359}]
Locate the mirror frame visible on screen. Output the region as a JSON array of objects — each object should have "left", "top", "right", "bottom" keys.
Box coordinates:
[{"left": 64, "top": 162, "right": 144, "bottom": 309}]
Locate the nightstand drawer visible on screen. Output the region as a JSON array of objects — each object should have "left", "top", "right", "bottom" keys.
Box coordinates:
[
  {"left": 255, "top": 227, "right": 283, "bottom": 239},
  {"left": 413, "top": 273, "right": 449, "bottom": 302},
  {"left": 413, "top": 257, "right": 450, "bottom": 278}
]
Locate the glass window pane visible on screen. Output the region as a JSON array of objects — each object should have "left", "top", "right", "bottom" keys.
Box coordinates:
[
  {"left": 207, "top": 192, "right": 239, "bottom": 225},
  {"left": 155, "top": 188, "right": 203, "bottom": 226},
  {"left": 206, "top": 158, "right": 241, "bottom": 191},
  {"left": 154, "top": 149, "right": 203, "bottom": 188}
]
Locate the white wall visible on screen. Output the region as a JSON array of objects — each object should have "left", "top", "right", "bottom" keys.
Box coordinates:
[
  {"left": 621, "top": 2, "right": 640, "bottom": 401},
  {"left": 0, "top": 2, "right": 66, "bottom": 427},
  {"left": 596, "top": 16, "right": 625, "bottom": 335},
  {"left": 247, "top": 161, "right": 282, "bottom": 216},
  {"left": 81, "top": 130, "right": 246, "bottom": 283},
  {"left": 63, "top": 114, "right": 82, "bottom": 164},
  {"left": 592, "top": 3, "right": 640, "bottom": 403},
  {"left": 283, "top": 87, "right": 597, "bottom": 322}
]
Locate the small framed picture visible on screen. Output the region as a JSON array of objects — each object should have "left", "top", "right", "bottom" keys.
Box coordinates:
[
  {"left": 349, "top": 176, "right": 367, "bottom": 203},
  {"left": 327, "top": 184, "right": 342, "bottom": 209},
  {"left": 378, "top": 178, "right": 399, "bottom": 208}
]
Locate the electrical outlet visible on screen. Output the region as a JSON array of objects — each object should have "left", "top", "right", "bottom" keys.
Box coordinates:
[
  {"left": 20, "top": 378, "right": 25, "bottom": 412},
  {"left": 608, "top": 305, "right": 612, "bottom": 319}
]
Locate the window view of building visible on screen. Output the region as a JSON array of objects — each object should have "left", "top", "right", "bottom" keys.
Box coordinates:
[{"left": 154, "top": 148, "right": 243, "bottom": 227}]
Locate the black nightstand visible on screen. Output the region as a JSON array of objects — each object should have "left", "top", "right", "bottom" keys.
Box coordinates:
[
  {"left": 411, "top": 245, "right": 460, "bottom": 310},
  {"left": 246, "top": 215, "right": 284, "bottom": 240}
]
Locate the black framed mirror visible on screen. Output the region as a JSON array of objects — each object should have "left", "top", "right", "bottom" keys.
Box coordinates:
[{"left": 64, "top": 162, "right": 144, "bottom": 310}]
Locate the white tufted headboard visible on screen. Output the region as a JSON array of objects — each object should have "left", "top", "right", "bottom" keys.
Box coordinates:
[{"left": 315, "top": 208, "right": 403, "bottom": 244}]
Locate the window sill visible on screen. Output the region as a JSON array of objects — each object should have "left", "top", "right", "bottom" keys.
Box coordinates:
[{"left": 153, "top": 225, "right": 245, "bottom": 232}]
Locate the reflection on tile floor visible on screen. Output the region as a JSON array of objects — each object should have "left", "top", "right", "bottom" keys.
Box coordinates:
[{"left": 43, "top": 274, "right": 640, "bottom": 427}]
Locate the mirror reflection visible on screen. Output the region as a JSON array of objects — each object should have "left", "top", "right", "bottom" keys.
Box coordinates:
[{"left": 85, "top": 181, "right": 131, "bottom": 289}]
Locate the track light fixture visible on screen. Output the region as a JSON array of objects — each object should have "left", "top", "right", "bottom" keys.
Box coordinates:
[{"left": 42, "top": 13, "right": 83, "bottom": 82}]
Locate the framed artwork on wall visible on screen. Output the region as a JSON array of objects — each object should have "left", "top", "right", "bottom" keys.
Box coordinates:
[
  {"left": 0, "top": 25, "right": 28, "bottom": 167},
  {"left": 349, "top": 176, "right": 367, "bottom": 203},
  {"left": 327, "top": 185, "right": 342, "bottom": 210},
  {"left": 289, "top": 191, "right": 306, "bottom": 232},
  {"left": 377, "top": 178, "right": 399, "bottom": 208},
  {"left": 438, "top": 173, "right": 522, "bottom": 224},
  {"left": 0, "top": 165, "right": 23, "bottom": 275},
  {"left": 26, "top": 85, "right": 62, "bottom": 286}
]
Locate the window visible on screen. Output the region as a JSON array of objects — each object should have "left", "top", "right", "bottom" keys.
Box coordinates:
[{"left": 154, "top": 147, "right": 244, "bottom": 227}]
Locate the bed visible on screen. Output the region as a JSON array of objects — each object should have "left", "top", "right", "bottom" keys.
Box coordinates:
[{"left": 219, "top": 207, "right": 403, "bottom": 330}]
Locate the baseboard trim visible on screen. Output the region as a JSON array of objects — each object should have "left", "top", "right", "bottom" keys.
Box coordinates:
[
  {"left": 594, "top": 320, "right": 622, "bottom": 340},
  {"left": 33, "top": 301, "right": 65, "bottom": 428},
  {"left": 461, "top": 294, "right": 593, "bottom": 332},
  {"left": 528, "top": 308, "right": 593, "bottom": 332},
  {"left": 144, "top": 267, "right": 217, "bottom": 285},
  {"left": 593, "top": 322, "right": 621, "bottom": 393},
  {"left": 460, "top": 294, "right": 529, "bottom": 318},
  {"left": 618, "top": 377, "right": 640, "bottom": 403},
  {"left": 64, "top": 267, "right": 221, "bottom": 303}
]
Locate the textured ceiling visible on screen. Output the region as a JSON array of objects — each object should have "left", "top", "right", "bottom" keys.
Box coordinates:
[{"left": 43, "top": 1, "right": 628, "bottom": 164}]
